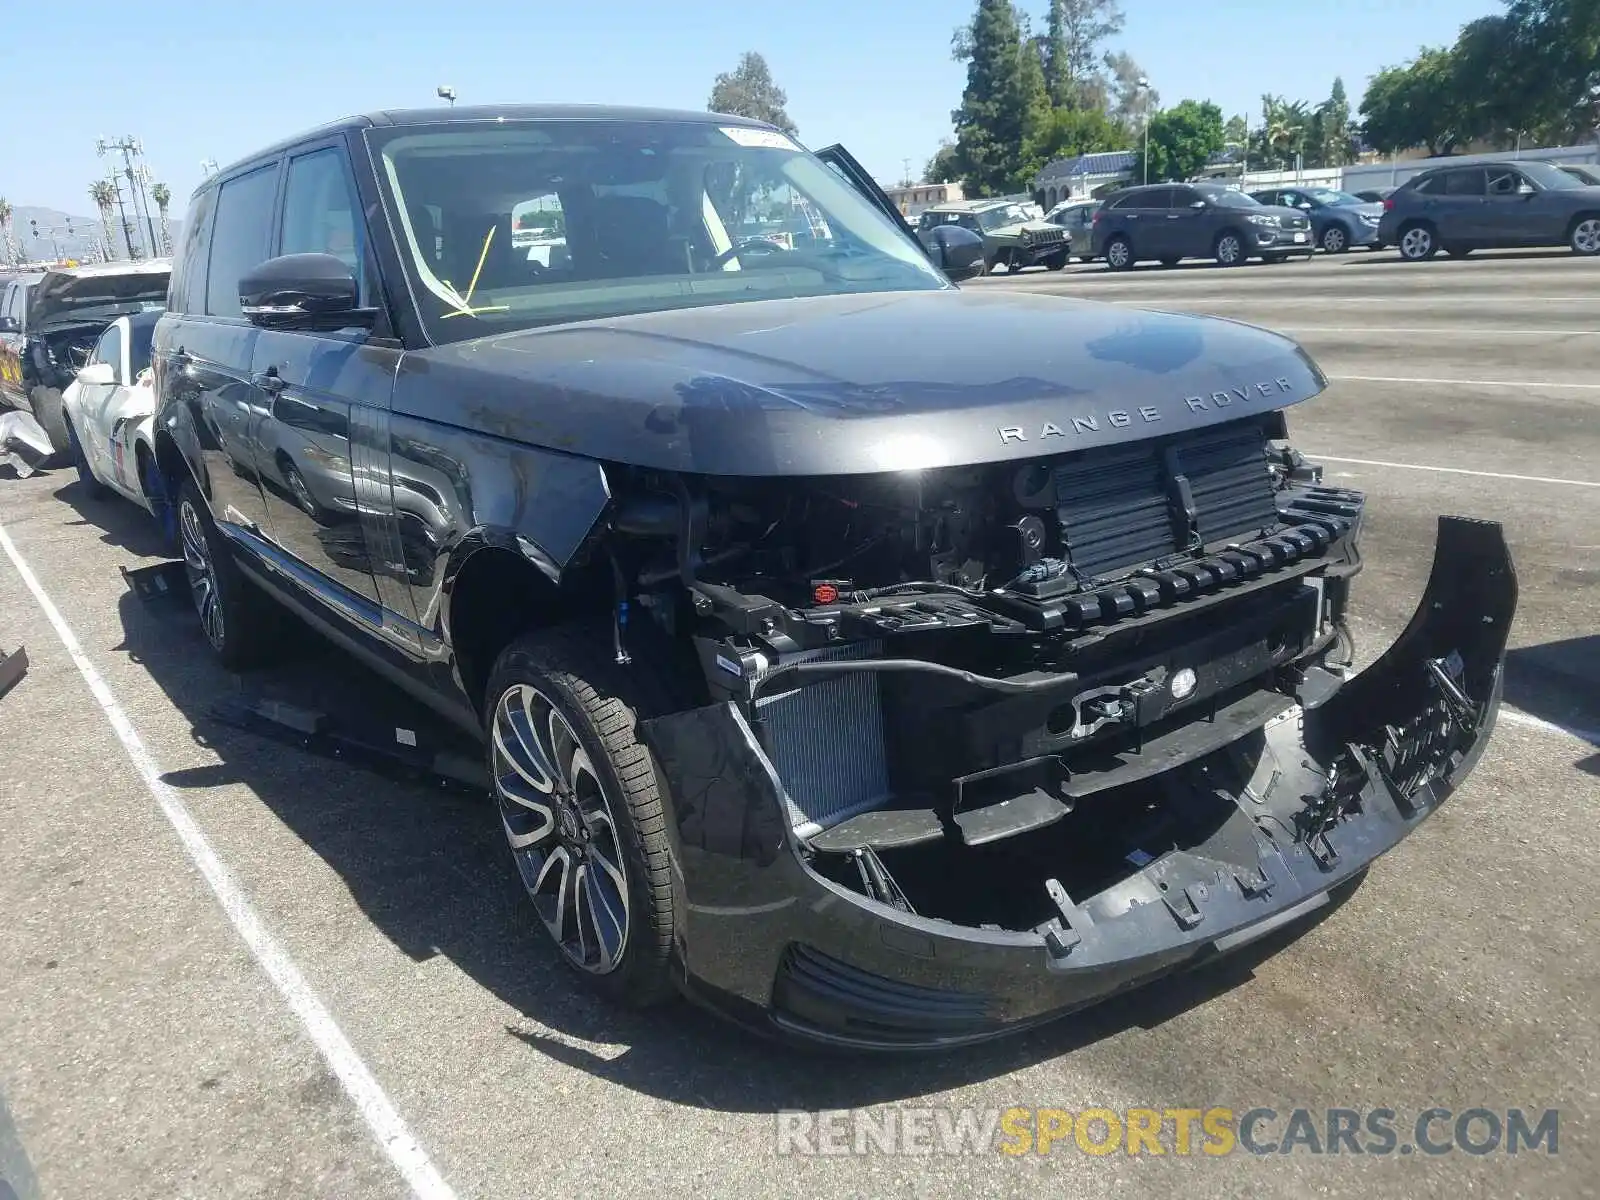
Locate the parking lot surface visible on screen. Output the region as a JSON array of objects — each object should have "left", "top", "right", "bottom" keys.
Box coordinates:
[{"left": 2, "top": 248, "right": 1596, "bottom": 1199}]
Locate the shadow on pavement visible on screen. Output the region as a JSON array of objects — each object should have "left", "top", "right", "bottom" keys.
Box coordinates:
[
  {"left": 50, "top": 475, "right": 174, "bottom": 559},
  {"left": 1504, "top": 635, "right": 1600, "bottom": 776},
  {"left": 111, "top": 549, "right": 1365, "bottom": 1113}
]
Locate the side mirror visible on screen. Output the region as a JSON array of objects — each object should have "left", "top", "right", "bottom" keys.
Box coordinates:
[
  {"left": 1298, "top": 202, "right": 1313, "bottom": 210},
  {"left": 77, "top": 362, "right": 116, "bottom": 387},
  {"left": 0, "top": 316, "right": 19, "bottom": 335},
  {"left": 928, "top": 224, "right": 985, "bottom": 282},
  {"left": 1189, "top": 199, "right": 1207, "bottom": 209},
  {"left": 239, "top": 253, "right": 376, "bottom": 330}
]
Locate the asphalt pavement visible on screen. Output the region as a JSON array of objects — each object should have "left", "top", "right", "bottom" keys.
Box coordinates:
[{"left": 1, "top": 247, "right": 1596, "bottom": 1200}]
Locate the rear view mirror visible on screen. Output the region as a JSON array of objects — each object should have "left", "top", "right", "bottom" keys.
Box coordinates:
[
  {"left": 0, "top": 316, "right": 19, "bottom": 335},
  {"left": 928, "top": 224, "right": 985, "bottom": 282},
  {"left": 76, "top": 362, "right": 115, "bottom": 387},
  {"left": 240, "top": 253, "right": 376, "bottom": 330}
]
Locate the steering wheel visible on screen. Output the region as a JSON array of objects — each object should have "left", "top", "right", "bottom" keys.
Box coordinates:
[{"left": 706, "top": 237, "right": 789, "bottom": 270}]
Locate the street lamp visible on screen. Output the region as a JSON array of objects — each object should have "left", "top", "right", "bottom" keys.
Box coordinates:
[
  {"left": 1136, "top": 77, "right": 1151, "bottom": 185},
  {"left": 437, "top": 85, "right": 458, "bottom": 108}
]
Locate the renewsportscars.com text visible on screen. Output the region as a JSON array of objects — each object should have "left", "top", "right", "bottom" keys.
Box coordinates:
[{"left": 774, "top": 1106, "right": 1560, "bottom": 1157}]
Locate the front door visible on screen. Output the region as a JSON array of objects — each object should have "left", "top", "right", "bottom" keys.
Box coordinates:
[
  {"left": 813, "top": 143, "right": 935, "bottom": 263},
  {"left": 1479, "top": 167, "right": 1560, "bottom": 245},
  {"left": 248, "top": 144, "right": 388, "bottom": 616}
]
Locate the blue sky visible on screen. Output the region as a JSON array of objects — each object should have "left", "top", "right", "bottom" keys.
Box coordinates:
[{"left": 6, "top": 0, "right": 1495, "bottom": 217}]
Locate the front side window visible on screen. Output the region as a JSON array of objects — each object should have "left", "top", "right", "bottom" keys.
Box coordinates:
[
  {"left": 366, "top": 120, "right": 947, "bottom": 345},
  {"left": 206, "top": 165, "right": 279, "bottom": 318},
  {"left": 128, "top": 320, "right": 155, "bottom": 378},
  {"left": 280, "top": 148, "right": 370, "bottom": 301}
]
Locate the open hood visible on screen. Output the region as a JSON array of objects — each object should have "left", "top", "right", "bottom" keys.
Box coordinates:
[
  {"left": 396, "top": 287, "right": 1326, "bottom": 477},
  {"left": 28, "top": 261, "right": 171, "bottom": 333}
]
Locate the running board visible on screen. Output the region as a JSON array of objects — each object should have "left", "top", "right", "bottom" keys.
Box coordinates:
[{"left": 206, "top": 692, "right": 490, "bottom": 795}]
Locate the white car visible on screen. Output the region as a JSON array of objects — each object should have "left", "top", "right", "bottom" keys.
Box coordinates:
[{"left": 59, "top": 309, "right": 170, "bottom": 528}]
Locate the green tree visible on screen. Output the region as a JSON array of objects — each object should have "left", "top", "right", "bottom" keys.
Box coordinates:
[
  {"left": 1495, "top": 0, "right": 1600, "bottom": 143},
  {"left": 707, "top": 51, "right": 798, "bottom": 136},
  {"left": 1314, "top": 77, "right": 1354, "bottom": 167},
  {"left": 1223, "top": 114, "right": 1248, "bottom": 148},
  {"left": 950, "top": 0, "right": 1052, "bottom": 195},
  {"left": 1022, "top": 104, "right": 1122, "bottom": 180},
  {"left": 1041, "top": 0, "right": 1125, "bottom": 109},
  {"left": 1360, "top": 48, "right": 1470, "bottom": 156},
  {"left": 1103, "top": 50, "right": 1155, "bottom": 137},
  {"left": 1136, "top": 99, "right": 1225, "bottom": 184},
  {"left": 924, "top": 140, "right": 960, "bottom": 183}
]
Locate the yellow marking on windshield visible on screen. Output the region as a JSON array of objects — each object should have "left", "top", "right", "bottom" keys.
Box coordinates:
[{"left": 439, "top": 224, "right": 511, "bottom": 319}]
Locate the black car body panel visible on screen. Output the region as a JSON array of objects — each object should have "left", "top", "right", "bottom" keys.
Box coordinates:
[
  {"left": 389, "top": 289, "right": 1327, "bottom": 477},
  {"left": 149, "top": 105, "right": 1516, "bottom": 1049}
]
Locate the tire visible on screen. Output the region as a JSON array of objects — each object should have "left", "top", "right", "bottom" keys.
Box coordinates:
[
  {"left": 485, "top": 626, "right": 678, "bottom": 1007},
  {"left": 1214, "top": 229, "right": 1247, "bottom": 266},
  {"left": 138, "top": 446, "right": 179, "bottom": 549},
  {"left": 1320, "top": 224, "right": 1349, "bottom": 254},
  {"left": 281, "top": 459, "right": 326, "bottom": 521},
  {"left": 1568, "top": 215, "right": 1600, "bottom": 256},
  {"left": 65, "top": 417, "right": 107, "bottom": 500},
  {"left": 1103, "top": 235, "right": 1134, "bottom": 271},
  {"left": 981, "top": 254, "right": 997, "bottom": 276},
  {"left": 1397, "top": 222, "right": 1437, "bottom": 261},
  {"left": 177, "top": 479, "right": 277, "bottom": 671},
  {"left": 1045, "top": 251, "right": 1069, "bottom": 270}
]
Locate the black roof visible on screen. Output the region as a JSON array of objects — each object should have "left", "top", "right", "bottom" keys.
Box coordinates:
[{"left": 201, "top": 104, "right": 772, "bottom": 197}]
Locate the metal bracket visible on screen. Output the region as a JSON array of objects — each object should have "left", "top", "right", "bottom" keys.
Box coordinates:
[{"left": 0, "top": 645, "right": 28, "bottom": 701}]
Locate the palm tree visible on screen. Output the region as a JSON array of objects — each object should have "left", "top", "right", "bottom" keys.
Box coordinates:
[
  {"left": 0, "top": 197, "right": 16, "bottom": 266},
  {"left": 151, "top": 183, "right": 173, "bottom": 256},
  {"left": 89, "top": 180, "right": 119, "bottom": 261}
]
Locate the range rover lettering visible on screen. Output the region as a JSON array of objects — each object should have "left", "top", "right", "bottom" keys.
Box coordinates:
[{"left": 151, "top": 106, "right": 1516, "bottom": 1049}]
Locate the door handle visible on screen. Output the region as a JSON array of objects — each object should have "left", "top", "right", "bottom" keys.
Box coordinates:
[{"left": 251, "top": 370, "right": 286, "bottom": 394}]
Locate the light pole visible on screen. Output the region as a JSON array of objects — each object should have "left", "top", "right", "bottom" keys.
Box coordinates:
[
  {"left": 437, "top": 85, "right": 458, "bottom": 108},
  {"left": 1137, "top": 77, "right": 1151, "bottom": 185}
]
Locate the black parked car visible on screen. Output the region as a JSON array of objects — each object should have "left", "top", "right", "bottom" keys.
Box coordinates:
[
  {"left": 1249, "top": 186, "right": 1385, "bottom": 254},
  {"left": 1377, "top": 160, "right": 1600, "bottom": 260},
  {"left": 1091, "top": 183, "right": 1313, "bottom": 269},
  {"left": 150, "top": 105, "right": 1514, "bottom": 1050}
]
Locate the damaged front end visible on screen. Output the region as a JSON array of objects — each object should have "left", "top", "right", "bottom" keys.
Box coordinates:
[{"left": 626, "top": 431, "right": 1515, "bottom": 1045}]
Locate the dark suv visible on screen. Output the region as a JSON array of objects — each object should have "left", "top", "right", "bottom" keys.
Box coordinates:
[
  {"left": 150, "top": 105, "right": 1514, "bottom": 1050},
  {"left": 1092, "top": 183, "right": 1313, "bottom": 269},
  {"left": 1378, "top": 160, "right": 1600, "bottom": 260}
]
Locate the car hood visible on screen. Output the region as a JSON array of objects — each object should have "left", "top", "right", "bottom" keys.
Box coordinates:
[
  {"left": 1335, "top": 202, "right": 1384, "bottom": 220},
  {"left": 394, "top": 288, "right": 1326, "bottom": 477},
  {"left": 29, "top": 264, "right": 170, "bottom": 334}
]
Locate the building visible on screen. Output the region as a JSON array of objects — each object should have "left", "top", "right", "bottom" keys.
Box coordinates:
[
  {"left": 1031, "top": 151, "right": 1137, "bottom": 209},
  {"left": 885, "top": 181, "right": 965, "bottom": 217}
]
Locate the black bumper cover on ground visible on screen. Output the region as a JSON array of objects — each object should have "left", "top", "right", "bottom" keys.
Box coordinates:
[{"left": 641, "top": 517, "right": 1517, "bottom": 1050}]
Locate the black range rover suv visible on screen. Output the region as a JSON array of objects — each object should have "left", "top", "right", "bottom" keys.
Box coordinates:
[{"left": 151, "top": 105, "right": 1515, "bottom": 1050}]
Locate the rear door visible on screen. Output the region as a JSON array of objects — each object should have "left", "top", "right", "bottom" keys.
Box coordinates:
[
  {"left": 1437, "top": 168, "right": 1487, "bottom": 242},
  {"left": 1162, "top": 187, "right": 1207, "bottom": 258}
]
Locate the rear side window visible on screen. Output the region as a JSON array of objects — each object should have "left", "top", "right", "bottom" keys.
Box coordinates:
[
  {"left": 1444, "top": 169, "right": 1486, "bottom": 196},
  {"left": 206, "top": 164, "right": 279, "bottom": 318},
  {"left": 1412, "top": 173, "right": 1445, "bottom": 196},
  {"left": 129, "top": 321, "right": 155, "bottom": 378}
]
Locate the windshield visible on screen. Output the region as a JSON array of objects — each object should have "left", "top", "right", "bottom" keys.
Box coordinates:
[
  {"left": 1305, "top": 189, "right": 1363, "bottom": 206},
  {"left": 1516, "top": 161, "right": 1588, "bottom": 189},
  {"left": 1203, "top": 189, "right": 1262, "bottom": 209},
  {"left": 1557, "top": 164, "right": 1600, "bottom": 184},
  {"left": 977, "top": 204, "right": 1032, "bottom": 230},
  {"left": 365, "top": 120, "right": 948, "bottom": 344}
]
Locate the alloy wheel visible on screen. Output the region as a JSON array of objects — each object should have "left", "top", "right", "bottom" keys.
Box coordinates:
[
  {"left": 1106, "top": 240, "right": 1130, "bottom": 269},
  {"left": 1323, "top": 226, "right": 1346, "bottom": 253},
  {"left": 1217, "top": 234, "right": 1242, "bottom": 265},
  {"left": 1573, "top": 218, "right": 1600, "bottom": 255},
  {"left": 179, "top": 498, "right": 224, "bottom": 650},
  {"left": 1400, "top": 226, "right": 1433, "bottom": 260},
  {"left": 286, "top": 463, "right": 318, "bottom": 517},
  {"left": 492, "top": 683, "right": 631, "bottom": 975}
]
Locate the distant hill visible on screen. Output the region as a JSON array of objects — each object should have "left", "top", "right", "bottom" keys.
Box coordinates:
[{"left": 4, "top": 203, "right": 182, "bottom": 264}]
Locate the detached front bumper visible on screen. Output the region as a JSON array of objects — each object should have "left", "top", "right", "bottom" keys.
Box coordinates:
[{"left": 641, "top": 517, "right": 1517, "bottom": 1051}]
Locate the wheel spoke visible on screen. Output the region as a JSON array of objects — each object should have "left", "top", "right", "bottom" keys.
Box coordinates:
[{"left": 580, "top": 866, "right": 623, "bottom": 971}]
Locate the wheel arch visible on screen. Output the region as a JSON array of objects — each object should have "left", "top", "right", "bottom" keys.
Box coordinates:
[
  {"left": 444, "top": 535, "right": 599, "bottom": 720},
  {"left": 1565, "top": 210, "right": 1600, "bottom": 240}
]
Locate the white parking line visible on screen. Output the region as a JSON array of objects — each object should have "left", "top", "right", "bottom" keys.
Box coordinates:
[
  {"left": 1328, "top": 373, "right": 1600, "bottom": 391},
  {"left": 0, "top": 522, "right": 457, "bottom": 1200},
  {"left": 1307, "top": 454, "right": 1599, "bottom": 488}
]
